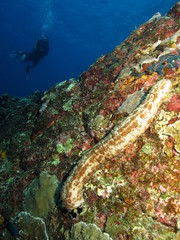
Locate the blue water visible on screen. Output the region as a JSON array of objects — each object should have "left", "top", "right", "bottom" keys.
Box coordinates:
[{"left": 0, "top": 0, "right": 178, "bottom": 97}]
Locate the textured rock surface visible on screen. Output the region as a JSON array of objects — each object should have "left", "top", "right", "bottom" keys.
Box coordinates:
[{"left": 0, "top": 2, "right": 180, "bottom": 239}]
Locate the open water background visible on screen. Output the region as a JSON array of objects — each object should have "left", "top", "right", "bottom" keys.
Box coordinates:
[{"left": 0, "top": 0, "right": 178, "bottom": 97}]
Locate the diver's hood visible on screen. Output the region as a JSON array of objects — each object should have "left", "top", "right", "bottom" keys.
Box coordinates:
[{"left": 41, "top": 35, "right": 49, "bottom": 41}]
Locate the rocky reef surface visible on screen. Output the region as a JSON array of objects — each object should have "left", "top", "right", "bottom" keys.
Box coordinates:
[{"left": 0, "top": 2, "right": 180, "bottom": 239}]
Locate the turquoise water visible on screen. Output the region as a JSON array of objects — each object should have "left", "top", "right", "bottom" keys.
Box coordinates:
[{"left": 0, "top": 0, "right": 178, "bottom": 97}]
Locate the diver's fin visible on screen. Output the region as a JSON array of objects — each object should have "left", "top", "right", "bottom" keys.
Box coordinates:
[
  {"left": 26, "top": 65, "right": 30, "bottom": 80},
  {"left": 26, "top": 73, "right": 30, "bottom": 81},
  {"left": 9, "top": 51, "right": 26, "bottom": 58}
]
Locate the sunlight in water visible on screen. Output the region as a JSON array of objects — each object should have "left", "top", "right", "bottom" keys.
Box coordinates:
[{"left": 42, "top": 0, "right": 53, "bottom": 33}]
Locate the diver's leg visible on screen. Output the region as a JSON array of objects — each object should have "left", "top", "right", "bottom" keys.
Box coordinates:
[
  {"left": 26, "top": 65, "right": 31, "bottom": 81},
  {"left": 25, "top": 62, "right": 35, "bottom": 80}
]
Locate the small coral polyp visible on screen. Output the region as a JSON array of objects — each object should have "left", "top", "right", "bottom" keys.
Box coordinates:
[{"left": 61, "top": 79, "right": 172, "bottom": 210}]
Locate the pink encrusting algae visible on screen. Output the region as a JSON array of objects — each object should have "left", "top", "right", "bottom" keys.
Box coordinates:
[{"left": 61, "top": 79, "right": 172, "bottom": 210}]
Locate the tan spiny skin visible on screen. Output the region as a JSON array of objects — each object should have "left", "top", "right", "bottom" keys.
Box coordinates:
[{"left": 61, "top": 79, "right": 172, "bottom": 210}]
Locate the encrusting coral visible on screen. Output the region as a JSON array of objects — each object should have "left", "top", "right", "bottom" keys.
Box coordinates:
[
  {"left": 23, "top": 171, "right": 58, "bottom": 217},
  {"left": 65, "top": 221, "right": 112, "bottom": 240},
  {"left": 3, "top": 212, "right": 49, "bottom": 240},
  {"left": 61, "top": 79, "right": 172, "bottom": 210}
]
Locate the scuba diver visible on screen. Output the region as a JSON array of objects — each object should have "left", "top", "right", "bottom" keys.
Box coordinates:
[{"left": 10, "top": 35, "right": 49, "bottom": 80}]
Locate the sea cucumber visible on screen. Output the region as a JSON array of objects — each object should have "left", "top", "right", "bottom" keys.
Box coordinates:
[{"left": 61, "top": 79, "right": 172, "bottom": 210}]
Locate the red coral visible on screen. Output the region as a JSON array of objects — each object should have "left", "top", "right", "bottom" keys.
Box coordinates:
[{"left": 167, "top": 94, "right": 180, "bottom": 112}]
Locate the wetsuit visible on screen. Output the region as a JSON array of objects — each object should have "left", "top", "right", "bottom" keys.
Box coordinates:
[
  {"left": 23, "top": 37, "right": 49, "bottom": 76},
  {"left": 10, "top": 36, "right": 49, "bottom": 79}
]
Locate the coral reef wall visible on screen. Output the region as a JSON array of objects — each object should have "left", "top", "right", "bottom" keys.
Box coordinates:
[{"left": 0, "top": 2, "right": 180, "bottom": 239}]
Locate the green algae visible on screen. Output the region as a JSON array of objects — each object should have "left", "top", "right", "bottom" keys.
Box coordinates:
[
  {"left": 56, "top": 80, "right": 67, "bottom": 88},
  {"left": 89, "top": 114, "right": 110, "bottom": 139},
  {"left": 63, "top": 98, "right": 73, "bottom": 112},
  {"left": 66, "top": 79, "right": 77, "bottom": 91},
  {"left": 56, "top": 138, "right": 75, "bottom": 154},
  {"left": 52, "top": 154, "right": 60, "bottom": 165},
  {"left": 141, "top": 141, "right": 154, "bottom": 155},
  {"left": 105, "top": 214, "right": 124, "bottom": 238},
  {"left": 56, "top": 143, "right": 64, "bottom": 153},
  {"left": 49, "top": 92, "right": 57, "bottom": 101},
  {"left": 174, "top": 83, "right": 180, "bottom": 94},
  {"left": 80, "top": 207, "right": 96, "bottom": 223},
  {"left": 105, "top": 213, "right": 177, "bottom": 240},
  {"left": 91, "top": 115, "right": 109, "bottom": 130}
]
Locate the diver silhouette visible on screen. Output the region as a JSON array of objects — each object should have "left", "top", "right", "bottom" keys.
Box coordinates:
[{"left": 10, "top": 35, "right": 49, "bottom": 80}]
